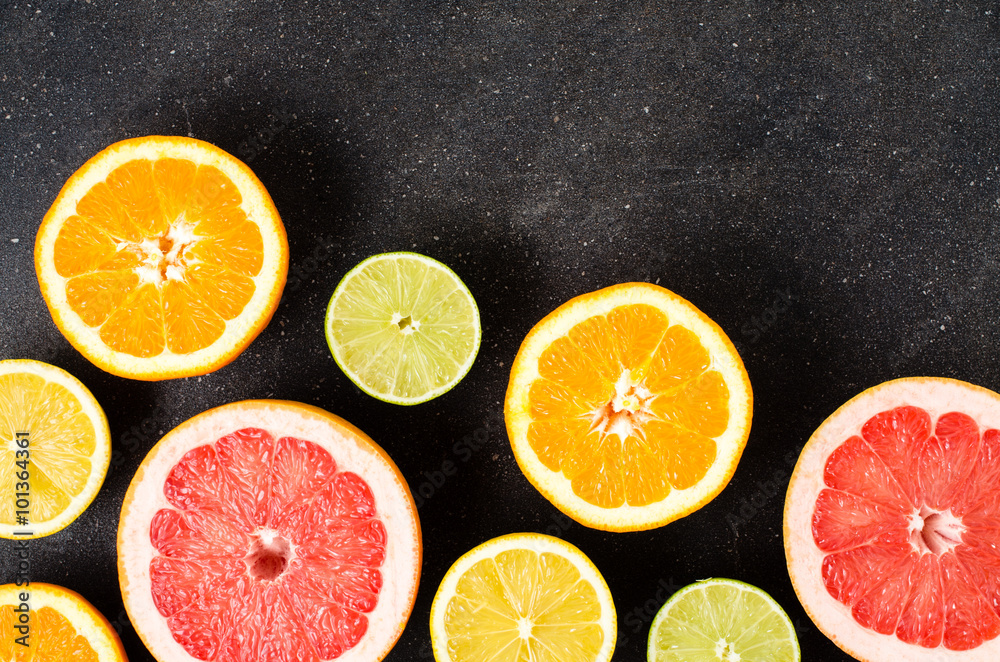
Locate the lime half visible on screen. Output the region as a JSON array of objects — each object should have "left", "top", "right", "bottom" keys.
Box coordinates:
[
  {"left": 325, "top": 252, "right": 481, "bottom": 405},
  {"left": 648, "top": 578, "right": 800, "bottom": 662}
]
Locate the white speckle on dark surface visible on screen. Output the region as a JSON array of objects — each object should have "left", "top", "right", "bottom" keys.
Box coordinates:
[{"left": 1, "top": 3, "right": 999, "bottom": 661}]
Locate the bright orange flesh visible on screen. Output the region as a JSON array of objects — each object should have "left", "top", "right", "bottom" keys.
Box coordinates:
[
  {"left": 0, "top": 604, "right": 100, "bottom": 661},
  {"left": 53, "top": 159, "right": 263, "bottom": 358},
  {"left": 525, "top": 303, "right": 729, "bottom": 509}
]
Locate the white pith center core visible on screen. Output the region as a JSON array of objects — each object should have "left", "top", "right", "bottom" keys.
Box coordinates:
[
  {"left": 908, "top": 506, "right": 964, "bottom": 555},
  {"left": 714, "top": 639, "right": 741, "bottom": 661},
  {"left": 131, "top": 219, "right": 198, "bottom": 284},
  {"left": 517, "top": 616, "right": 532, "bottom": 640},
  {"left": 244, "top": 527, "right": 296, "bottom": 582},
  {"left": 391, "top": 312, "right": 421, "bottom": 335},
  {"left": 589, "top": 369, "right": 656, "bottom": 439}
]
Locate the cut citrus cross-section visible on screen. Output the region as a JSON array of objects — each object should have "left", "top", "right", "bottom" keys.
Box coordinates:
[
  {"left": 505, "top": 282, "right": 752, "bottom": 531},
  {"left": 118, "top": 400, "right": 421, "bottom": 662},
  {"left": 0, "top": 582, "right": 128, "bottom": 662},
  {"left": 430, "top": 532, "right": 617, "bottom": 662},
  {"left": 325, "top": 252, "right": 481, "bottom": 405},
  {"left": 0, "top": 359, "right": 111, "bottom": 539},
  {"left": 785, "top": 377, "right": 1000, "bottom": 661},
  {"left": 35, "top": 136, "right": 288, "bottom": 380},
  {"left": 647, "top": 578, "right": 800, "bottom": 662}
]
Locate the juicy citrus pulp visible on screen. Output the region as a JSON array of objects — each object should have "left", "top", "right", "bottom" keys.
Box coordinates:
[
  {"left": 505, "top": 282, "right": 752, "bottom": 531},
  {"left": 325, "top": 252, "right": 480, "bottom": 405},
  {"left": 0, "top": 360, "right": 110, "bottom": 538},
  {"left": 0, "top": 582, "right": 127, "bottom": 662},
  {"left": 785, "top": 377, "right": 1000, "bottom": 661},
  {"left": 647, "top": 578, "right": 800, "bottom": 662},
  {"left": 429, "top": 532, "right": 616, "bottom": 662},
  {"left": 35, "top": 136, "right": 288, "bottom": 380},
  {"left": 118, "top": 400, "right": 421, "bottom": 662}
]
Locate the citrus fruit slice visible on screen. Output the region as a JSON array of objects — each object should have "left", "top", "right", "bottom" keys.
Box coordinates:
[
  {"left": 118, "top": 400, "right": 421, "bottom": 662},
  {"left": 0, "top": 582, "right": 128, "bottom": 661},
  {"left": 0, "top": 359, "right": 111, "bottom": 539},
  {"left": 784, "top": 377, "right": 1000, "bottom": 660},
  {"left": 505, "top": 282, "right": 752, "bottom": 531},
  {"left": 35, "top": 135, "right": 289, "bottom": 380},
  {"left": 429, "top": 532, "right": 616, "bottom": 662},
  {"left": 325, "top": 252, "right": 481, "bottom": 405},
  {"left": 647, "top": 578, "right": 800, "bottom": 662}
]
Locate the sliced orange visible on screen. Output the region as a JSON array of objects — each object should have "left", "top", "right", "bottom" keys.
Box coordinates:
[
  {"left": 505, "top": 282, "right": 752, "bottom": 531},
  {"left": 0, "top": 582, "right": 127, "bottom": 661},
  {"left": 35, "top": 136, "right": 288, "bottom": 380}
]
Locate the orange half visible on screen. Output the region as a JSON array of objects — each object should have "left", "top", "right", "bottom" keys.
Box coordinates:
[
  {"left": 505, "top": 282, "right": 752, "bottom": 531},
  {"left": 35, "top": 136, "right": 288, "bottom": 380}
]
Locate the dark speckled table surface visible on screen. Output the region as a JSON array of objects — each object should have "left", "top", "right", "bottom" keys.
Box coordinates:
[{"left": 2, "top": 2, "right": 999, "bottom": 660}]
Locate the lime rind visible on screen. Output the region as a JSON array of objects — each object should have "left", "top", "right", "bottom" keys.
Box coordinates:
[
  {"left": 647, "top": 578, "right": 800, "bottom": 662},
  {"left": 325, "top": 251, "right": 481, "bottom": 405}
]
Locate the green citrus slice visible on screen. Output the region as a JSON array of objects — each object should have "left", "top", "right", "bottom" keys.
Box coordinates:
[
  {"left": 647, "top": 578, "right": 800, "bottom": 662},
  {"left": 325, "top": 252, "right": 481, "bottom": 405}
]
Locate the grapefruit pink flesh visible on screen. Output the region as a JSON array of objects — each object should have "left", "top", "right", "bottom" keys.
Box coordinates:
[
  {"left": 813, "top": 405, "right": 1000, "bottom": 651},
  {"left": 148, "top": 427, "right": 387, "bottom": 661}
]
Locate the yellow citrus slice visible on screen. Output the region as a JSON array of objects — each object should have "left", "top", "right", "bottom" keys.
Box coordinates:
[
  {"left": 505, "top": 282, "right": 752, "bottom": 531},
  {"left": 0, "top": 582, "right": 127, "bottom": 662},
  {"left": 118, "top": 400, "right": 421, "bottom": 662},
  {"left": 0, "top": 359, "right": 111, "bottom": 539},
  {"left": 35, "top": 136, "right": 288, "bottom": 380},
  {"left": 430, "top": 532, "right": 616, "bottom": 662}
]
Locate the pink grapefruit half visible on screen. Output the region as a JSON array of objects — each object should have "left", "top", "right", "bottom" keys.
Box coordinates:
[
  {"left": 118, "top": 400, "right": 421, "bottom": 662},
  {"left": 785, "top": 377, "right": 1000, "bottom": 661}
]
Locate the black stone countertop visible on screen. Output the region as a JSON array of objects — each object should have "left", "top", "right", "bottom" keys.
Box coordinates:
[{"left": 2, "top": 2, "right": 999, "bottom": 661}]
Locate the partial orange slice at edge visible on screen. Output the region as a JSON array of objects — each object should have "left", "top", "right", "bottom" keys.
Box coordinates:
[{"left": 0, "top": 582, "right": 127, "bottom": 662}]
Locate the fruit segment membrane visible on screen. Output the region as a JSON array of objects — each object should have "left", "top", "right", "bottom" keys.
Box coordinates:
[
  {"left": 54, "top": 159, "right": 263, "bottom": 357},
  {"left": 813, "top": 406, "right": 1000, "bottom": 651},
  {"left": 443, "top": 548, "right": 605, "bottom": 662},
  {"left": 149, "top": 427, "right": 386, "bottom": 661},
  {"left": 0, "top": 604, "right": 99, "bottom": 661},
  {"left": 526, "top": 304, "right": 729, "bottom": 508}
]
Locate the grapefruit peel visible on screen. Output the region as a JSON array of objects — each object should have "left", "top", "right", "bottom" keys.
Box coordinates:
[
  {"left": 118, "top": 400, "right": 421, "bottom": 662},
  {"left": 785, "top": 377, "right": 1000, "bottom": 661}
]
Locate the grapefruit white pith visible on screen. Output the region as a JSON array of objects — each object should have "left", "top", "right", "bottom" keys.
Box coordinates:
[
  {"left": 118, "top": 400, "right": 421, "bottom": 662},
  {"left": 784, "top": 377, "right": 1000, "bottom": 661}
]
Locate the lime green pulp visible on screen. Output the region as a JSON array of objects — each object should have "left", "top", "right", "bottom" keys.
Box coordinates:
[
  {"left": 325, "top": 252, "right": 481, "bottom": 405},
  {"left": 648, "top": 578, "right": 800, "bottom": 662}
]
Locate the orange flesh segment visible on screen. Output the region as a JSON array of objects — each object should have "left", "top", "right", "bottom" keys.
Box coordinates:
[
  {"left": 525, "top": 304, "right": 729, "bottom": 508},
  {"left": 0, "top": 604, "right": 99, "bottom": 661},
  {"left": 150, "top": 428, "right": 386, "bottom": 661},
  {"left": 52, "top": 158, "right": 263, "bottom": 358},
  {"left": 813, "top": 406, "right": 1000, "bottom": 651}
]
